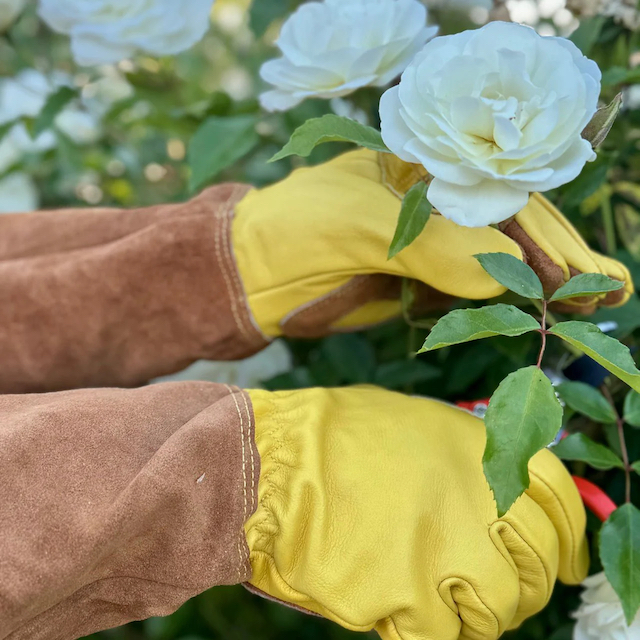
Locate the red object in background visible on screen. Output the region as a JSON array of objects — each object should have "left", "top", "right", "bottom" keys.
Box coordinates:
[
  {"left": 455, "top": 400, "right": 617, "bottom": 522},
  {"left": 456, "top": 398, "right": 490, "bottom": 418},
  {"left": 572, "top": 476, "right": 617, "bottom": 522}
]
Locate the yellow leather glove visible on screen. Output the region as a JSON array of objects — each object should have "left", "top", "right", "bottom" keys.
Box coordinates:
[
  {"left": 233, "top": 150, "right": 633, "bottom": 338},
  {"left": 245, "top": 387, "right": 589, "bottom": 640}
]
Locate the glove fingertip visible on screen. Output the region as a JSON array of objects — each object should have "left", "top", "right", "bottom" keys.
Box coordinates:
[{"left": 526, "top": 450, "right": 590, "bottom": 585}]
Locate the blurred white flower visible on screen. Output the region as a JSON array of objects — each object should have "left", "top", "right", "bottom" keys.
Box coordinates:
[
  {"left": 573, "top": 572, "right": 640, "bottom": 639},
  {"left": 625, "top": 85, "right": 640, "bottom": 111},
  {"left": 380, "top": 21, "right": 601, "bottom": 227},
  {"left": 0, "top": 0, "right": 27, "bottom": 32},
  {"left": 80, "top": 66, "right": 134, "bottom": 116},
  {"left": 0, "top": 69, "right": 101, "bottom": 174},
  {"left": 566, "top": 0, "right": 600, "bottom": 13},
  {"left": 0, "top": 172, "right": 39, "bottom": 213},
  {"left": 38, "top": 0, "right": 215, "bottom": 66},
  {"left": 259, "top": 0, "right": 438, "bottom": 112},
  {"left": 505, "top": 0, "right": 578, "bottom": 36},
  {"left": 330, "top": 98, "right": 369, "bottom": 125},
  {"left": 152, "top": 340, "right": 293, "bottom": 389},
  {"left": 568, "top": 0, "right": 640, "bottom": 31}
]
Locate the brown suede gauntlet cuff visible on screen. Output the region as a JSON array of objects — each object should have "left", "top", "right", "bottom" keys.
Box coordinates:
[
  {"left": 0, "top": 382, "right": 260, "bottom": 640},
  {"left": 0, "top": 184, "right": 268, "bottom": 393}
]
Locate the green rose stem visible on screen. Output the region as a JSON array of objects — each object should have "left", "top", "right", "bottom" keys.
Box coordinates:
[
  {"left": 602, "top": 384, "right": 632, "bottom": 503},
  {"left": 536, "top": 300, "right": 549, "bottom": 370}
]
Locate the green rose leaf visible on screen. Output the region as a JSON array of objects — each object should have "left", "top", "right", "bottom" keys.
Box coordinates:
[
  {"left": 582, "top": 93, "right": 623, "bottom": 150},
  {"left": 556, "top": 381, "right": 617, "bottom": 424},
  {"left": 188, "top": 115, "right": 260, "bottom": 192},
  {"left": 270, "top": 114, "right": 389, "bottom": 162},
  {"left": 552, "top": 433, "right": 624, "bottom": 470},
  {"left": 549, "top": 273, "right": 624, "bottom": 303},
  {"left": 483, "top": 366, "right": 563, "bottom": 517},
  {"left": 600, "top": 504, "right": 640, "bottom": 625},
  {"left": 33, "top": 86, "right": 77, "bottom": 137},
  {"left": 419, "top": 304, "right": 540, "bottom": 352},
  {"left": 602, "top": 66, "right": 640, "bottom": 87},
  {"left": 549, "top": 322, "right": 640, "bottom": 393},
  {"left": 624, "top": 391, "right": 640, "bottom": 428},
  {"left": 388, "top": 181, "right": 432, "bottom": 259},
  {"left": 475, "top": 253, "right": 544, "bottom": 300},
  {"left": 632, "top": 461, "right": 640, "bottom": 475}
]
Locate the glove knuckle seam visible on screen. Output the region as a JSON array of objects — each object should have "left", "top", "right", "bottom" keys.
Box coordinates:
[
  {"left": 489, "top": 520, "right": 553, "bottom": 605},
  {"left": 438, "top": 576, "right": 503, "bottom": 638}
]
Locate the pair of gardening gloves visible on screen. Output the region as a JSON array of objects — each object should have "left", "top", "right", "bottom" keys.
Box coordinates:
[
  {"left": 4, "top": 149, "right": 632, "bottom": 640},
  {"left": 233, "top": 150, "right": 631, "bottom": 639}
]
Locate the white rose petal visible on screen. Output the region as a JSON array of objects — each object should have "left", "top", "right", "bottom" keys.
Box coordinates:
[
  {"left": 0, "top": 0, "right": 27, "bottom": 32},
  {"left": 380, "top": 21, "right": 601, "bottom": 227},
  {"left": 0, "top": 172, "right": 39, "bottom": 213},
  {"left": 573, "top": 572, "right": 640, "bottom": 640},
  {"left": 259, "top": 0, "right": 438, "bottom": 112},
  {"left": 38, "top": 0, "right": 215, "bottom": 66}
]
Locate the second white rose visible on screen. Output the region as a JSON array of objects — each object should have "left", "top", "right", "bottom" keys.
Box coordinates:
[
  {"left": 380, "top": 21, "right": 601, "bottom": 227},
  {"left": 38, "top": 0, "right": 215, "bottom": 66},
  {"left": 259, "top": 0, "right": 438, "bottom": 112}
]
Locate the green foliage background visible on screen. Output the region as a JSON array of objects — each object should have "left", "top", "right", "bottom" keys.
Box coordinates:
[{"left": 3, "top": 1, "right": 640, "bottom": 638}]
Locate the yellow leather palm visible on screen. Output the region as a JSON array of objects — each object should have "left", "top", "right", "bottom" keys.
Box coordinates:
[
  {"left": 245, "top": 387, "right": 589, "bottom": 640},
  {"left": 233, "top": 150, "right": 632, "bottom": 337}
]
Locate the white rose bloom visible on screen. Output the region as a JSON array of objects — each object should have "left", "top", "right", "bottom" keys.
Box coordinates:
[
  {"left": 0, "top": 0, "right": 27, "bottom": 32},
  {"left": 380, "top": 21, "right": 601, "bottom": 227},
  {"left": 573, "top": 572, "right": 640, "bottom": 639},
  {"left": 0, "top": 69, "right": 102, "bottom": 174},
  {"left": 152, "top": 340, "right": 293, "bottom": 389},
  {"left": 259, "top": 0, "right": 438, "bottom": 112},
  {"left": 38, "top": 0, "right": 215, "bottom": 67},
  {"left": 0, "top": 172, "right": 39, "bottom": 213}
]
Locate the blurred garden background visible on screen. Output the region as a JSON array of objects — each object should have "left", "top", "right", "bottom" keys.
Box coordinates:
[{"left": 3, "top": 0, "right": 640, "bottom": 638}]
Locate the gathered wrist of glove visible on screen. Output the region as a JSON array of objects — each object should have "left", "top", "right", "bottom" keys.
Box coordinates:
[{"left": 244, "top": 387, "right": 589, "bottom": 640}]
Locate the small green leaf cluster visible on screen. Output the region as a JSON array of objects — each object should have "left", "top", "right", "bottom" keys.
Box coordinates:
[
  {"left": 556, "top": 383, "right": 640, "bottom": 623},
  {"left": 419, "top": 252, "right": 640, "bottom": 621}
]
